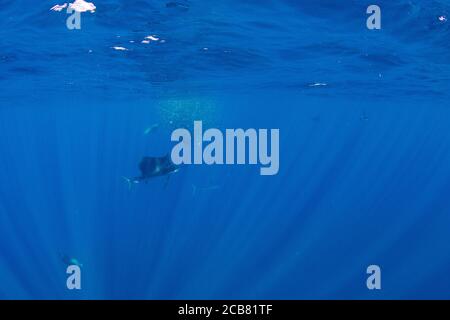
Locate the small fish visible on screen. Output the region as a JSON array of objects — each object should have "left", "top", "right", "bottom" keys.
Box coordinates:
[
  {"left": 308, "top": 82, "right": 328, "bottom": 87},
  {"left": 144, "top": 123, "right": 159, "bottom": 135}
]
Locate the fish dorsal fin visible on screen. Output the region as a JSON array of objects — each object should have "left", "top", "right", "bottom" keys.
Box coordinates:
[{"left": 139, "top": 157, "right": 156, "bottom": 176}]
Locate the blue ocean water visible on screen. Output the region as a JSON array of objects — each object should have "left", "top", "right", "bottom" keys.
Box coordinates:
[{"left": 1, "top": 0, "right": 450, "bottom": 299}]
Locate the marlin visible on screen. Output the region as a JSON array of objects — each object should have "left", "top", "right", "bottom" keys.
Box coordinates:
[{"left": 123, "top": 155, "right": 180, "bottom": 188}]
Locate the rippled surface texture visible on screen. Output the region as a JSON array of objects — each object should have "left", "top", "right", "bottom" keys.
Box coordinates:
[{"left": 1, "top": 0, "right": 450, "bottom": 299}]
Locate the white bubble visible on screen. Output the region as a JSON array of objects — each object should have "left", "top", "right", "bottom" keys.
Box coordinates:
[
  {"left": 112, "top": 46, "right": 128, "bottom": 51},
  {"left": 309, "top": 83, "right": 327, "bottom": 87}
]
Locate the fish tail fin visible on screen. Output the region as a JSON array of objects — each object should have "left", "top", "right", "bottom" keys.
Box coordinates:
[{"left": 122, "top": 176, "right": 133, "bottom": 190}]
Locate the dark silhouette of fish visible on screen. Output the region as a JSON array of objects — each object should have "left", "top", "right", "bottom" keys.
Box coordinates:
[{"left": 123, "top": 155, "right": 180, "bottom": 188}]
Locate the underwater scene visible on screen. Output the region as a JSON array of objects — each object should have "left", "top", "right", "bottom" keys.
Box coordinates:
[{"left": 1, "top": 0, "right": 450, "bottom": 299}]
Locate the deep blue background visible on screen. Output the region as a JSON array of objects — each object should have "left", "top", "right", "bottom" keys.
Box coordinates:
[{"left": 1, "top": 0, "right": 450, "bottom": 299}]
